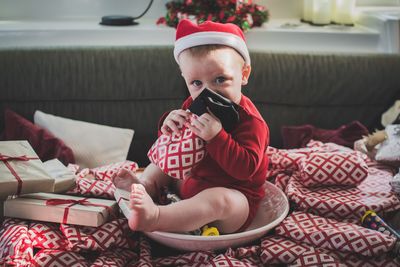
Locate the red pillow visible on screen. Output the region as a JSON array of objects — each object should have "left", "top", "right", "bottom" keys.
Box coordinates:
[
  {"left": 281, "top": 121, "right": 369, "bottom": 149},
  {"left": 2, "top": 109, "right": 75, "bottom": 165}
]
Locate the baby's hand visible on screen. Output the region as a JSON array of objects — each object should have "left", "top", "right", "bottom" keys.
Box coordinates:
[
  {"left": 187, "top": 109, "right": 222, "bottom": 142},
  {"left": 161, "top": 109, "right": 191, "bottom": 136}
]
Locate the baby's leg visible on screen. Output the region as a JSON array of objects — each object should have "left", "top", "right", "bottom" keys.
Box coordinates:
[
  {"left": 128, "top": 184, "right": 249, "bottom": 234},
  {"left": 114, "top": 163, "right": 172, "bottom": 199}
]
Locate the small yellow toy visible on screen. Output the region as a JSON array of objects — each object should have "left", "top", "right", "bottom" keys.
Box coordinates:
[{"left": 201, "top": 225, "right": 220, "bottom": 236}]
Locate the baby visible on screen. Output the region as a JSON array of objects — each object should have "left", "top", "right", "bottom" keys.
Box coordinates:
[{"left": 114, "top": 19, "right": 269, "bottom": 234}]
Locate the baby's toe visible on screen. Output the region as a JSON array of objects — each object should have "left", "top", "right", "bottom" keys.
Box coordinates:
[{"left": 131, "top": 183, "right": 146, "bottom": 194}]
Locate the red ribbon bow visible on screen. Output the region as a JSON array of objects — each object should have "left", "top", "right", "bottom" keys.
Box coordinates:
[
  {"left": 45, "top": 198, "right": 115, "bottom": 224},
  {"left": 0, "top": 154, "right": 39, "bottom": 195},
  {"left": 46, "top": 198, "right": 92, "bottom": 206}
]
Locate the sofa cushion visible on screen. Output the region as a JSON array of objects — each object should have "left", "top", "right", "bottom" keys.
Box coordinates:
[{"left": 34, "top": 110, "right": 134, "bottom": 169}]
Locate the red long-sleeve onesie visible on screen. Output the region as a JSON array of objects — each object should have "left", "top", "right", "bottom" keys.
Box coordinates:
[{"left": 159, "top": 94, "right": 270, "bottom": 231}]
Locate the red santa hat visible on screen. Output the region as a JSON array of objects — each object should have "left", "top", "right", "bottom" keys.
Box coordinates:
[{"left": 174, "top": 19, "right": 251, "bottom": 65}]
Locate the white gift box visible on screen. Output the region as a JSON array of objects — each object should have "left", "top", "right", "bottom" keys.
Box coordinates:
[
  {"left": 114, "top": 188, "right": 131, "bottom": 220},
  {"left": 43, "top": 159, "right": 76, "bottom": 193},
  {"left": 4, "top": 193, "right": 118, "bottom": 227},
  {"left": 0, "top": 140, "right": 55, "bottom": 198}
]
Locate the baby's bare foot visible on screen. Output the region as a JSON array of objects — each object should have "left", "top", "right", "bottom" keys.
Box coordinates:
[
  {"left": 113, "top": 169, "right": 141, "bottom": 191},
  {"left": 128, "top": 184, "right": 160, "bottom": 232}
]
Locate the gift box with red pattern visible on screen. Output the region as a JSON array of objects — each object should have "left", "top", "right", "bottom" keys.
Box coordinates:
[
  {"left": 4, "top": 192, "right": 118, "bottom": 227},
  {"left": 0, "top": 140, "right": 55, "bottom": 198},
  {"left": 147, "top": 126, "right": 206, "bottom": 179}
]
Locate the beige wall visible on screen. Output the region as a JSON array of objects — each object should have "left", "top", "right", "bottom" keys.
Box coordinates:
[{"left": 0, "top": 0, "right": 398, "bottom": 21}]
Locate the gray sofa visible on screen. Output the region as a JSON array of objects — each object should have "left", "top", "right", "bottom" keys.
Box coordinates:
[{"left": 1, "top": 47, "right": 400, "bottom": 166}]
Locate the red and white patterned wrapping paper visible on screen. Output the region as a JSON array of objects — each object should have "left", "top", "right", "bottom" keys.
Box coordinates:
[
  {"left": 68, "top": 161, "right": 139, "bottom": 198},
  {"left": 266, "top": 142, "right": 370, "bottom": 188},
  {"left": 260, "top": 235, "right": 400, "bottom": 267},
  {"left": 147, "top": 126, "right": 206, "bottom": 180},
  {"left": 0, "top": 218, "right": 33, "bottom": 266},
  {"left": 90, "top": 248, "right": 138, "bottom": 267},
  {"left": 60, "top": 218, "right": 134, "bottom": 252},
  {"left": 32, "top": 249, "right": 89, "bottom": 267},
  {"left": 275, "top": 211, "right": 396, "bottom": 257},
  {"left": 287, "top": 167, "right": 400, "bottom": 220},
  {"left": 73, "top": 178, "right": 116, "bottom": 199},
  {"left": 28, "top": 222, "right": 68, "bottom": 250},
  {"left": 288, "top": 248, "right": 345, "bottom": 267},
  {"left": 73, "top": 161, "right": 139, "bottom": 182},
  {"left": 265, "top": 146, "right": 311, "bottom": 179},
  {"left": 205, "top": 254, "right": 259, "bottom": 267},
  {"left": 84, "top": 161, "right": 139, "bottom": 182},
  {"left": 260, "top": 235, "right": 315, "bottom": 265},
  {"left": 224, "top": 245, "right": 262, "bottom": 267},
  {"left": 298, "top": 152, "right": 368, "bottom": 187},
  {"left": 325, "top": 248, "right": 400, "bottom": 267},
  {"left": 273, "top": 173, "right": 292, "bottom": 192}
]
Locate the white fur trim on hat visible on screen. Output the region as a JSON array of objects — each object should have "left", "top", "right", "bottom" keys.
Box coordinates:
[{"left": 174, "top": 31, "right": 251, "bottom": 65}]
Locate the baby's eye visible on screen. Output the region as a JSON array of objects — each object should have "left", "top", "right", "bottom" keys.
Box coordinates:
[
  {"left": 192, "top": 80, "right": 202, "bottom": 87},
  {"left": 215, "top": 76, "right": 226, "bottom": 85}
]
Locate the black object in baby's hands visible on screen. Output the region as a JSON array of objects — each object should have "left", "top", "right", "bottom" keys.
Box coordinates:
[{"left": 188, "top": 88, "right": 240, "bottom": 132}]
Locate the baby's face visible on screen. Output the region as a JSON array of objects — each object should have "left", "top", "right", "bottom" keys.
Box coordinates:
[{"left": 179, "top": 47, "right": 251, "bottom": 104}]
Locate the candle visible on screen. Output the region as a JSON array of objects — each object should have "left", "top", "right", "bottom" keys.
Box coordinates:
[
  {"left": 333, "top": 0, "right": 355, "bottom": 25},
  {"left": 302, "top": 0, "right": 313, "bottom": 23},
  {"left": 312, "top": 0, "right": 332, "bottom": 26}
]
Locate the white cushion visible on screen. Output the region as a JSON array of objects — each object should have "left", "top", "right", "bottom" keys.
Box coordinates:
[{"left": 34, "top": 110, "right": 134, "bottom": 169}]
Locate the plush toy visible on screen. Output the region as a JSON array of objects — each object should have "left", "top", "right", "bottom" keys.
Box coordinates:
[{"left": 364, "top": 129, "right": 387, "bottom": 151}]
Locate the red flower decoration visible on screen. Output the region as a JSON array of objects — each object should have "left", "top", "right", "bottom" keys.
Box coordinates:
[{"left": 157, "top": 0, "right": 269, "bottom": 31}]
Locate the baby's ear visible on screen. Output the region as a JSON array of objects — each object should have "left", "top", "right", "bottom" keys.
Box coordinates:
[{"left": 241, "top": 64, "right": 251, "bottom": 85}]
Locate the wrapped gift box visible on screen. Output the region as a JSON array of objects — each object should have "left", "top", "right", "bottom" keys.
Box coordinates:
[
  {"left": 114, "top": 188, "right": 131, "bottom": 220},
  {"left": 0, "top": 140, "right": 55, "bottom": 198},
  {"left": 43, "top": 159, "right": 76, "bottom": 193},
  {"left": 4, "top": 193, "right": 118, "bottom": 227}
]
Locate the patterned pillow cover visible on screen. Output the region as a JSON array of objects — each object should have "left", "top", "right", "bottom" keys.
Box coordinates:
[
  {"left": 298, "top": 151, "right": 369, "bottom": 187},
  {"left": 147, "top": 126, "right": 206, "bottom": 180}
]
